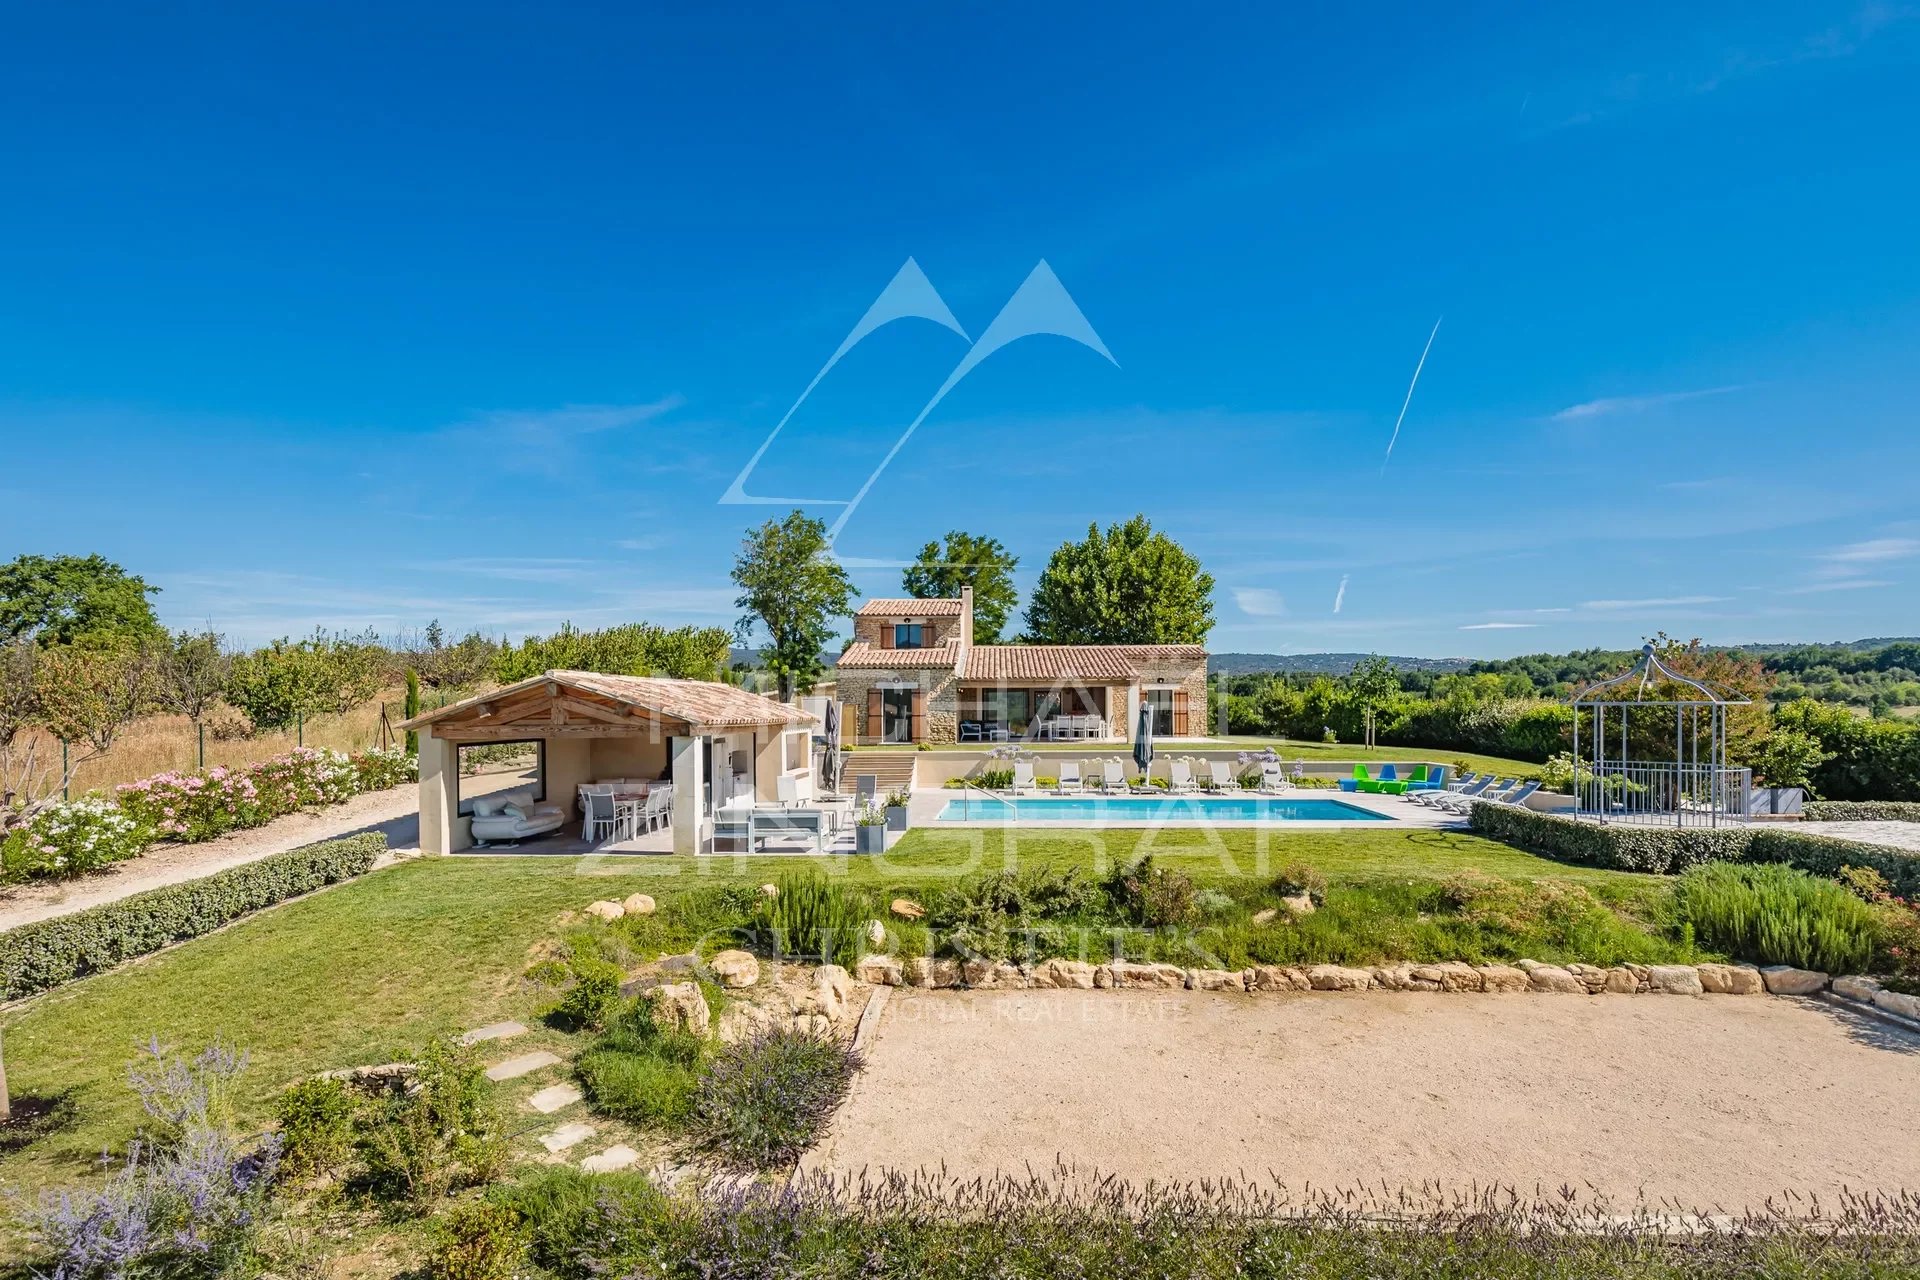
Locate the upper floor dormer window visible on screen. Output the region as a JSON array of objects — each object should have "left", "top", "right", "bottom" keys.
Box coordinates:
[{"left": 894, "top": 622, "right": 924, "bottom": 649}]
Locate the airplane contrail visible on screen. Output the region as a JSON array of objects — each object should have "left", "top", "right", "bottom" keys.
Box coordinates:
[
  {"left": 1382, "top": 316, "right": 1443, "bottom": 470},
  {"left": 1333, "top": 574, "right": 1349, "bottom": 614}
]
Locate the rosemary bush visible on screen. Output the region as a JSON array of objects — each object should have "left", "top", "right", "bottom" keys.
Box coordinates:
[{"left": 1678, "top": 861, "right": 1879, "bottom": 973}]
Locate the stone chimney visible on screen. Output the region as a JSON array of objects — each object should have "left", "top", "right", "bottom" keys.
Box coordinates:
[{"left": 959, "top": 585, "right": 974, "bottom": 649}]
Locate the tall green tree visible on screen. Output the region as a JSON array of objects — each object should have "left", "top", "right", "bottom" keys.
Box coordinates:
[
  {"left": 1348, "top": 654, "right": 1400, "bottom": 749},
  {"left": 731, "top": 511, "right": 855, "bottom": 700},
  {"left": 1024, "top": 516, "right": 1215, "bottom": 645},
  {"left": 0, "top": 554, "right": 161, "bottom": 645},
  {"left": 902, "top": 531, "right": 1019, "bottom": 643}
]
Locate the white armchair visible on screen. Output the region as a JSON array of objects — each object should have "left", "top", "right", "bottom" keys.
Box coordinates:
[{"left": 469, "top": 787, "right": 564, "bottom": 845}]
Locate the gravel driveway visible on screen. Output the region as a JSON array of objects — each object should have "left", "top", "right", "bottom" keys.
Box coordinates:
[
  {"left": 807, "top": 988, "right": 1920, "bottom": 1209},
  {"left": 0, "top": 786, "right": 419, "bottom": 931}
]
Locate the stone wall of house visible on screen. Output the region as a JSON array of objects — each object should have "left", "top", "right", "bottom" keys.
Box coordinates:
[
  {"left": 1126, "top": 655, "right": 1212, "bottom": 736},
  {"left": 852, "top": 610, "right": 966, "bottom": 648},
  {"left": 835, "top": 667, "right": 960, "bottom": 745}
]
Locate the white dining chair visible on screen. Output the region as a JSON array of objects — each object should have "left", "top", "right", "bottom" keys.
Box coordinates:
[{"left": 581, "top": 785, "right": 618, "bottom": 843}]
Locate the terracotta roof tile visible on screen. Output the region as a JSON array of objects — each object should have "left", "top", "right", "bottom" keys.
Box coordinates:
[
  {"left": 853, "top": 597, "right": 967, "bottom": 617},
  {"left": 400, "top": 671, "right": 815, "bottom": 731},
  {"left": 962, "top": 646, "right": 1139, "bottom": 682},
  {"left": 834, "top": 641, "right": 963, "bottom": 670}
]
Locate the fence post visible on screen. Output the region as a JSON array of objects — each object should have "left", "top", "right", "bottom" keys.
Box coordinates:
[
  {"left": 297, "top": 711, "right": 304, "bottom": 747},
  {"left": 61, "top": 739, "right": 69, "bottom": 800},
  {"left": 198, "top": 720, "right": 206, "bottom": 769}
]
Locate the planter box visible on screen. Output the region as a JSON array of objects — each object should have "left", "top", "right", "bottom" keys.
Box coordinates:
[
  {"left": 885, "top": 804, "right": 909, "bottom": 833},
  {"left": 1748, "top": 787, "right": 1805, "bottom": 817},
  {"left": 856, "top": 824, "right": 887, "bottom": 854}
]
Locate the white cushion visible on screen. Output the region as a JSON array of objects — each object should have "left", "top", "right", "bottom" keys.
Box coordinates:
[{"left": 471, "top": 797, "right": 507, "bottom": 818}]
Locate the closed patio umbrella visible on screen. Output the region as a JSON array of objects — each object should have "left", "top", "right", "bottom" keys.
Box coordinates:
[
  {"left": 1133, "top": 700, "right": 1154, "bottom": 777},
  {"left": 821, "top": 700, "right": 841, "bottom": 789}
]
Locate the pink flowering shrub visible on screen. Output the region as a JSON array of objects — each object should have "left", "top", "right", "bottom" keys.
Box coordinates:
[
  {"left": 116, "top": 765, "right": 265, "bottom": 842},
  {"left": 5, "top": 798, "right": 148, "bottom": 878},
  {"left": 352, "top": 745, "right": 419, "bottom": 791},
  {"left": 250, "top": 747, "right": 358, "bottom": 813}
]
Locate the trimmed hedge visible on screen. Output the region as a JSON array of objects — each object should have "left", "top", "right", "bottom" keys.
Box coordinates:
[
  {"left": 1805, "top": 800, "right": 1920, "bottom": 823},
  {"left": 0, "top": 832, "right": 385, "bottom": 1002},
  {"left": 1467, "top": 803, "right": 1920, "bottom": 895}
]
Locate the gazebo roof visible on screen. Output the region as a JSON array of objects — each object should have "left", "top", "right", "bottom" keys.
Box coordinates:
[
  {"left": 1569, "top": 644, "right": 1751, "bottom": 708},
  {"left": 398, "top": 670, "right": 816, "bottom": 738}
]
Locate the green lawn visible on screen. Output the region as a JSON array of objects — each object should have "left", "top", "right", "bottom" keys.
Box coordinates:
[{"left": 0, "top": 827, "right": 1655, "bottom": 1201}]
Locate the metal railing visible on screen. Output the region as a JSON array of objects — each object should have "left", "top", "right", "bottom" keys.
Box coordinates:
[{"left": 1575, "top": 763, "right": 1751, "bottom": 828}]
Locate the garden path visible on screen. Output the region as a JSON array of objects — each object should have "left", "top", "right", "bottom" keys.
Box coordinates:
[
  {"left": 0, "top": 784, "right": 420, "bottom": 931},
  {"left": 1807, "top": 819, "right": 1920, "bottom": 854}
]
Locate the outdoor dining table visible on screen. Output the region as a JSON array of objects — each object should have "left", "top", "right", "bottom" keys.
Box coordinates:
[{"left": 579, "top": 782, "right": 662, "bottom": 841}]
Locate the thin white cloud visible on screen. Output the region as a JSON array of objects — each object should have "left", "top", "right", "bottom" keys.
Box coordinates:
[
  {"left": 613, "top": 536, "right": 667, "bottom": 552},
  {"left": 1332, "top": 575, "right": 1350, "bottom": 614},
  {"left": 1460, "top": 622, "right": 1540, "bottom": 630},
  {"left": 1821, "top": 537, "right": 1919, "bottom": 566},
  {"left": 1580, "top": 595, "right": 1731, "bottom": 611},
  {"left": 1233, "top": 587, "right": 1287, "bottom": 618},
  {"left": 412, "top": 557, "right": 605, "bottom": 583},
  {"left": 1550, "top": 385, "right": 1749, "bottom": 422},
  {"left": 1779, "top": 579, "right": 1894, "bottom": 595}
]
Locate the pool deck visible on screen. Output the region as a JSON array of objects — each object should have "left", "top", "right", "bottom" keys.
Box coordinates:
[{"left": 910, "top": 787, "right": 1466, "bottom": 829}]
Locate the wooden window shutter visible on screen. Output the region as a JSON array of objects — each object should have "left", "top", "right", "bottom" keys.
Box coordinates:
[
  {"left": 1172, "top": 690, "right": 1191, "bottom": 736},
  {"left": 910, "top": 688, "right": 926, "bottom": 740},
  {"left": 866, "top": 689, "right": 883, "bottom": 740},
  {"left": 879, "top": 623, "right": 894, "bottom": 649}
]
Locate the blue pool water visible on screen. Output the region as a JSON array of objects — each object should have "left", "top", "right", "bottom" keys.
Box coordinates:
[{"left": 934, "top": 795, "right": 1390, "bottom": 822}]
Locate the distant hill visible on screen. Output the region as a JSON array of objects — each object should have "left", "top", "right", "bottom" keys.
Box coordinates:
[{"left": 1210, "top": 652, "right": 1474, "bottom": 677}]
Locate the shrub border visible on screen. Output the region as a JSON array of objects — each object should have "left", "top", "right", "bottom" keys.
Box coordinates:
[
  {"left": 1805, "top": 800, "right": 1920, "bottom": 824},
  {"left": 0, "top": 832, "right": 386, "bottom": 1002},
  {"left": 1465, "top": 802, "right": 1920, "bottom": 896}
]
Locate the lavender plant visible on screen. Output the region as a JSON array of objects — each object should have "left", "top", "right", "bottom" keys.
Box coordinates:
[
  {"left": 690, "top": 1026, "right": 862, "bottom": 1170},
  {"left": 22, "top": 1038, "right": 280, "bottom": 1280}
]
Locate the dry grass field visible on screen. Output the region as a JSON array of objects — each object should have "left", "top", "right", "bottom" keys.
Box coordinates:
[{"left": 24, "top": 684, "right": 481, "bottom": 794}]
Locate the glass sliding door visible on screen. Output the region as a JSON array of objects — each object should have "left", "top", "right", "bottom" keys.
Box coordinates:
[{"left": 881, "top": 687, "right": 917, "bottom": 743}]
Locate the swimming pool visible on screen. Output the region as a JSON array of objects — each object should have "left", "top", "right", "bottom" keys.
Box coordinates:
[{"left": 934, "top": 795, "right": 1391, "bottom": 822}]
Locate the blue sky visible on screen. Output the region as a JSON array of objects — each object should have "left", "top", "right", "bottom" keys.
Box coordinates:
[{"left": 2, "top": 2, "right": 1917, "bottom": 657}]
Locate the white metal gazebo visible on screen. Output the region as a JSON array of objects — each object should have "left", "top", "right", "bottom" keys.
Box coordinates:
[{"left": 1569, "top": 644, "right": 1751, "bottom": 828}]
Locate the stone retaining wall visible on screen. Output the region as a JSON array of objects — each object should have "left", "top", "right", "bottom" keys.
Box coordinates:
[{"left": 853, "top": 954, "right": 1887, "bottom": 1000}]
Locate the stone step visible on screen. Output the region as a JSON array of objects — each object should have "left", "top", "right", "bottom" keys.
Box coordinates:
[
  {"left": 580, "top": 1144, "right": 640, "bottom": 1173},
  {"left": 485, "top": 1050, "right": 562, "bottom": 1082},
  {"left": 537, "top": 1122, "right": 596, "bottom": 1153},
  {"left": 846, "top": 753, "right": 916, "bottom": 792},
  {"left": 527, "top": 1082, "right": 584, "bottom": 1114},
  {"left": 459, "top": 1021, "right": 528, "bottom": 1046}
]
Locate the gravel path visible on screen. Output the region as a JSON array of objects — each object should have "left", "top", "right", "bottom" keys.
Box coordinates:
[
  {"left": 1809, "top": 820, "right": 1920, "bottom": 854},
  {"left": 0, "top": 786, "right": 420, "bottom": 931},
  {"left": 807, "top": 989, "right": 1920, "bottom": 1209}
]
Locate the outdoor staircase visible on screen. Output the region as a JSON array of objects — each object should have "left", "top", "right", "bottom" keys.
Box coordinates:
[{"left": 846, "top": 750, "right": 917, "bottom": 794}]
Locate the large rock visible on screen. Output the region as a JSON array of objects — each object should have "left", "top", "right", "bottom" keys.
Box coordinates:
[
  {"left": 1565, "top": 964, "right": 1609, "bottom": 994},
  {"left": 1603, "top": 967, "right": 1640, "bottom": 994},
  {"left": 1527, "top": 965, "right": 1586, "bottom": 994},
  {"left": 1872, "top": 989, "right": 1920, "bottom": 1022},
  {"left": 1832, "top": 975, "right": 1884, "bottom": 1003},
  {"left": 1694, "top": 963, "right": 1764, "bottom": 995},
  {"left": 1281, "top": 893, "right": 1316, "bottom": 916},
  {"left": 1250, "top": 908, "right": 1280, "bottom": 926},
  {"left": 1109, "top": 960, "right": 1186, "bottom": 989},
  {"left": 890, "top": 897, "right": 926, "bottom": 919},
  {"left": 622, "top": 893, "right": 656, "bottom": 916},
  {"left": 715, "top": 1001, "right": 776, "bottom": 1044},
  {"left": 866, "top": 920, "right": 887, "bottom": 945},
  {"left": 1032, "top": 958, "right": 1097, "bottom": 989},
  {"left": 1424, "top": 961, "right": 1483, "bottom": 993},
  {"left": 1307, "top": 965, "right": 1374, "bottom": 992},
  {"left": 854, "top": 954, "right": 903, "bottom": 986},
  {"left": 1760, "top": 966, "right": 1829, "bottom": 995},
  {"left": 1476, "top": 964, "right": 1531, "bottom": 993},
  {"left": 1187, "top": 968, "right": 1247, "bottom": 992},
  {"left": 1648, "top": 965, "right": 1704, "bottom": 996},
  {"left": 650, "top": 982, "right": 710, "bottom": 1037},
  {"left": 584, "top": 900, "right": 625, "bottom": 922},
  {"left": 1370, "top": 965, "right": 1414, "bottom": 992},
  {"left": 906, "top": 957, "right": 963, "bottom": 988},
  {"left": 1248, "top": 965, "right": 1310, "bottom": 992},
  {"left": 708, "top": 950, "right": 760, "bottom": 989}
]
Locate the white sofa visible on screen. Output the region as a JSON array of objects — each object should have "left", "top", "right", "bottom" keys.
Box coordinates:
[{"left": 469, "top": 787, "right": 565, "bottom": 845}]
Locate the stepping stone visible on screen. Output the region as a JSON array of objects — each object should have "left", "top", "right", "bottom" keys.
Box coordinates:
[
  {"left": 527, "top": 1083, "right": 583, "bottom": 1114},
  {"left": 580, "top": 1144, "right": 639, "bottom": 1173},
  {"left": 459, "top": 1021, "right": 527, "bottom": 1046},
  {"left": 538, "top": 1122, "right": 596, "bottom": 1153},
  {"left": 485, "top": 1050, "right": 562, "bottom": 1082}
]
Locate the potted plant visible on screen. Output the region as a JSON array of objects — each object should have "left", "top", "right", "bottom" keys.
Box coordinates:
[
  {"left": 1747, "top": 729, "right": 1830, "bottom": 816},
  {"left": 883, "top": 787, "right": 911, "bottom": 833},
  {"left": 855, "top": 804, "right": 887, "bottom": 854}
]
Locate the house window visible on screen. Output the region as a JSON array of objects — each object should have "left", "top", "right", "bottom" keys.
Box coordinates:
[
  {"left": 893, "top": 622, "right": 924, "bottom": 649},
  {"left": 456, "top": 740, "right": 546, "bottom": 816}
]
